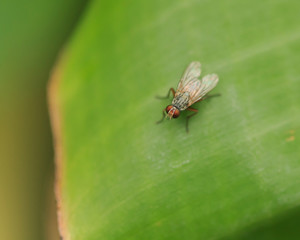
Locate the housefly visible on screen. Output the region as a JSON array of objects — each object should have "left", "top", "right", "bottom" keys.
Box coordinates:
[{"left": 157, "top": 61, "right": 219, "bottom": 132}]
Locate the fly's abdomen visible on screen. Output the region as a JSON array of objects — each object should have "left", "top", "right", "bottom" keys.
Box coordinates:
[{"left": 172, "top": 92, "right": 190, "bottom": 111}]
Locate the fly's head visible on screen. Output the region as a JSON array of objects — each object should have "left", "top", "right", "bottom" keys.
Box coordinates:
[{"left": 166, "top": 105, "right": 180, "bottom": 119}]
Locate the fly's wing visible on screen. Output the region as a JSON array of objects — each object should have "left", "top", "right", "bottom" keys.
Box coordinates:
[
  {"left": 188, "top": 74, "right": 219, "bottom": 105},
  {"left": 177, "top": 61, "right": 201, "bottom": 91}
]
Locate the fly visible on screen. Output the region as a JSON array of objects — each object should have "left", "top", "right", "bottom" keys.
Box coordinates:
[{"left": 157, "top": 61, "right": 220, "bottom": 132}]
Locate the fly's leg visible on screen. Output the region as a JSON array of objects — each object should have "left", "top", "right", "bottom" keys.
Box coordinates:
[
  {"left": 156, "top": 108, "right": 166, "bottom": 124},
  {"left": 185, "top": 94, "right": 220, "bottom": 132},
  {"left": 156, "top": 88, "right": 175, "bottom": 124},
  {"left": 203, "top": 93, "right": 221, "bottom": 100},
  {"left": 186, "top": 107, "right": 198, "bottom": 133},
  {"left": 195, "top": 93, "right": 221, "bottom": 103},
  {"left": 156, "top": 88, "right": 175, "bottom": 99}
]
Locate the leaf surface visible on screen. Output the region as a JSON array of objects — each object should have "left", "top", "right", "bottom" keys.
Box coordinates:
[{"left": 50, "top": 0, "right": 300, "bottom": 239}]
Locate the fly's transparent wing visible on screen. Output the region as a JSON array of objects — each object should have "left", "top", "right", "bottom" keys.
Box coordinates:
[
  {"left": 200, "top": 74, "right": 219, "bottom": 97},
  {"left": 177, "top": 61, "right": 201, "bottom": 91},
  {"left": 188, "top": 74, "right": 219, "bottom": 104}
]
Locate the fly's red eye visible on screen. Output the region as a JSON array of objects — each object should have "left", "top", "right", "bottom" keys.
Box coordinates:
[
  {"left": 166, "top": 105, "right": 173, "bottom": 113},
  {"left": 173, "top": 109, "right": 180, "bottom": 118}
]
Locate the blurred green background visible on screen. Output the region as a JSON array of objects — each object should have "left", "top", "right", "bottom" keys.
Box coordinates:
[{"left": 0, "top": 1, "right": 88, "bottom": 240}]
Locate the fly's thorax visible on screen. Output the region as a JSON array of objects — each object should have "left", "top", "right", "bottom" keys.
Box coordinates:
[{"left": 172, "top": 92, "right": 190, "bottom": 111}]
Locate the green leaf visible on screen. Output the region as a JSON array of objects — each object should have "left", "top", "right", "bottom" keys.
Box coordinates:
[{"left": 50, "top": 0, "right": 300, "bottom": 239}]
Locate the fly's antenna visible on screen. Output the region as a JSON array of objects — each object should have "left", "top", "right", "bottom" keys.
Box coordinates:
[
  {"left": 165, "top": 110, "right": 171, "bottom": 119},
  {"left": 166, "top": 108, "right": 175, "bottom": 119}
]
